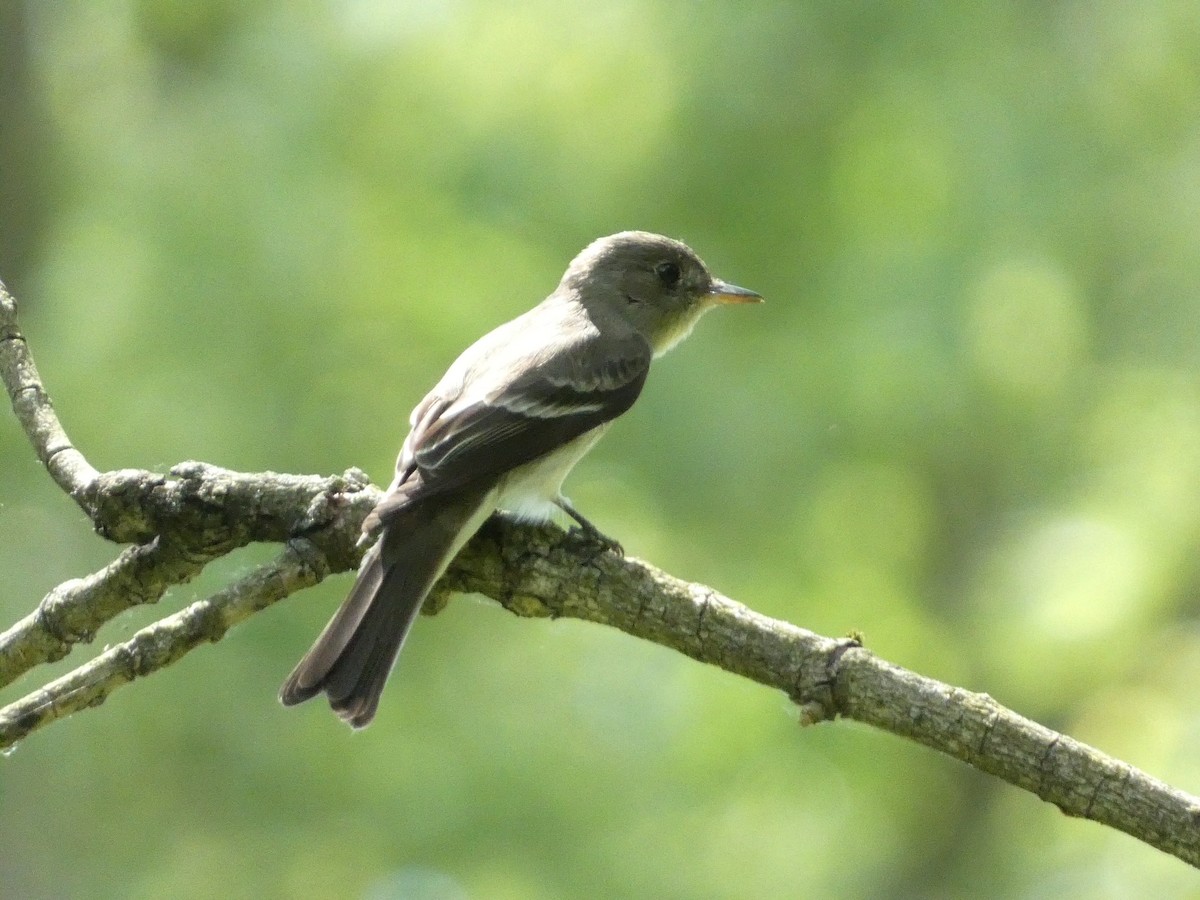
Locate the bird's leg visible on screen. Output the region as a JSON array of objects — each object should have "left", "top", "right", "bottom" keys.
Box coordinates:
[{"left": 554, "top": 495, "right": 624, "bottom": 556}]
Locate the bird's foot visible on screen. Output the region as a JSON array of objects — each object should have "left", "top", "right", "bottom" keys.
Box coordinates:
[
  {"left": 555, "top": 495, "right": 624, "bottom": 556},
  {"left": 567, "top": 522, "right": 624, "bottom": 557}
]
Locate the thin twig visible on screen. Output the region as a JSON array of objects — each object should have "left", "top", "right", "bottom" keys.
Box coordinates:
[{"left": 0, "top": 278, "right": 99, "bottom": 509}]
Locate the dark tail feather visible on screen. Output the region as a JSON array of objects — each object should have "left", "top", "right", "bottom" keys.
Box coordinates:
[
  {"left": 277, "top": 540, "right": 401, "bottom": 714},
  {"left": 279, "top": 486, "right": 489, "bottom": 728}
]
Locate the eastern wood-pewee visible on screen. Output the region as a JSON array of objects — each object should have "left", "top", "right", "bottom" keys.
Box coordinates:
[{"left": 281, "top": 231, "right": 761, "bottom": 727}]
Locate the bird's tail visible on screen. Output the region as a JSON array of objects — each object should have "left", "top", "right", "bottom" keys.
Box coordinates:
[{"left": 279, "top": 485, "right": 492, "bottom": 728}]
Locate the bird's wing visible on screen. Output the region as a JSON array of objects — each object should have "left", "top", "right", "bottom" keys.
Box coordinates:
[{"left": 386, "top": 328, "right": 651, "bottom": 503}]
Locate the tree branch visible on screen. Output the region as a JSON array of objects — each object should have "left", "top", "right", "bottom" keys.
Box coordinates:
[
  {"left": 3, "top": 277, "right": 1199, "bottom": 868},
  {"left": 0, "top": 463, "right": 376, "bottom": 690},
  {"left": 0, "top": 537, "right": 329, "bottom": 743},
  {"left": 0, "top": 278, "right": 98, "bottom": 508}
]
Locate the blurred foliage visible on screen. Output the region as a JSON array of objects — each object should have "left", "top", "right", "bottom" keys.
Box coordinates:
[{"left": 3, "top": 0, "right": 1200, "bottom": 897}]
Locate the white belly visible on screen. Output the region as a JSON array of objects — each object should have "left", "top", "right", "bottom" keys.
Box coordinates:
[{"left": 494, "top": 424, "right": 610, "bottom": 522}]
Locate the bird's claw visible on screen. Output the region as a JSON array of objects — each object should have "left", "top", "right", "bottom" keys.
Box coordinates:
[{"left": 568, "top": 525, "right": 624, "bottom": 557}]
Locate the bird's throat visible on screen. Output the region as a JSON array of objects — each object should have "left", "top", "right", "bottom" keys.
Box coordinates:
[{"left": 650, "top": 306, "right": 708, "bottom": 357}]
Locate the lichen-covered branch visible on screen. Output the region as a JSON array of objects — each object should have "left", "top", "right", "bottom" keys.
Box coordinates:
[
  {"left": 0, "top": 539, "right": 191, "bottom": 688},
  {"left": 3, "top": 275, "right": 1200, "bottom": 869},
  {"left": 0, "top": 538, "right": 329, "bottom": 744},
  {"left": 0, "top": 463, "right": 376, "bottom": 689},
  {"left": 446, "top": 519, "right": 1200, "bottom": 867}
]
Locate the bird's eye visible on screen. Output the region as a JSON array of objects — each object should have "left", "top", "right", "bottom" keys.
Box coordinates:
[{"left": 654, "top": 261, "right": 681, "bottom": 287}]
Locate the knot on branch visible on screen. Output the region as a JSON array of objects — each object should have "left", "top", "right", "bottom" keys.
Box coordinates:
[
  {"left": 89, "top": 469, "right": 167, "bottom": 542},
  {"left": 791, "top": 634, "right": 863, "bottom": 726}
]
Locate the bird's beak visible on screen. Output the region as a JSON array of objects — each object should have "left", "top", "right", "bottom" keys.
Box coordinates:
[{"left": 706, "top": 280, "right": 763, "bottom": 305}]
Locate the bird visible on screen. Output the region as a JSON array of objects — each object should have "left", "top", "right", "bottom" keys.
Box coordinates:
[{"left": 280, "top": 231, "right": 762, "bottom": 727}]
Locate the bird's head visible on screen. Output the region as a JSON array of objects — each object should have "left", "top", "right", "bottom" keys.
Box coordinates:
[{"left": 562, "top": 231, "right": 762, "bottom": 356}]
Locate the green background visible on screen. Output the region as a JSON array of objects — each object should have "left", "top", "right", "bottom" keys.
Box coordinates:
[{"left": 3, "top": 2, "right": 1200, "bottom": 897}]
